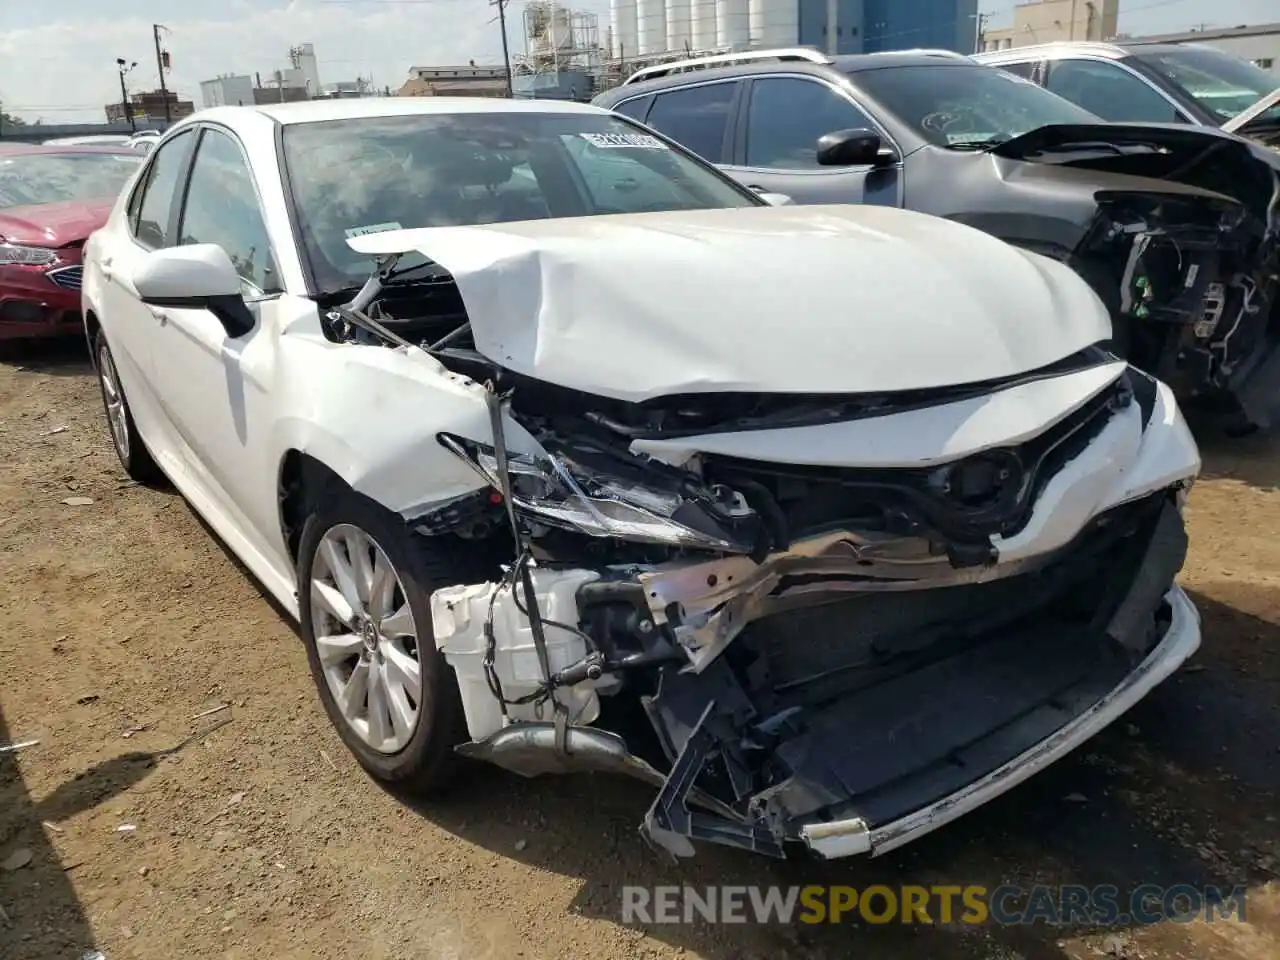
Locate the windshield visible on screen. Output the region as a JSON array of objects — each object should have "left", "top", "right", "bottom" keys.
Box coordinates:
[
  {"left": 1129, "top": 46, "right": 1280, "bottom": 124},
  {"left": 0, "top": 152, "right": 142, "bottom": 209},
  {"left": 854, "top": 64, "right": 1099, "bottom": 147},
  {"left": 280, "top": 111, "right": 760, "bottom": 292}
]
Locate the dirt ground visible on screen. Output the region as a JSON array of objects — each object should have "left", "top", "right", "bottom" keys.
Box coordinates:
[{"left": 0, "top": 341, "right": 1277, "bottom": 960}]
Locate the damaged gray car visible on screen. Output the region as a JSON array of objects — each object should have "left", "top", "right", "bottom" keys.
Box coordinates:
[{"left": 595, "top": 48, "right": 1280, "bottom": 432}]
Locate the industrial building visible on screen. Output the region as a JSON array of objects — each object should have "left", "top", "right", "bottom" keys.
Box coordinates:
[
  {"left": 104, "top": 88, "right": 195, "bottom": 124},
  {"left": 1122, "top": 21, "right": 1280, "bottom": 75},
  {"left": 200, "top": 74, "right": 255, "bottom": 108},
  {"left": 981, "top": 0, "right": 1118, "bottom": 52},
  {"left": 398, "top": 65, "right": 510, "bottom": 97},
  {"left": 607, "top": 0, "right": 977, "bottom": 60}
]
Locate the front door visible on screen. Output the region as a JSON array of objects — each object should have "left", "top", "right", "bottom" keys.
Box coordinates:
[
  {"left": 146, "top": 124, "right": 288, "bottom": 572},
  {"left": 721, "top": 75, "right": 903, "bottom": 207}
]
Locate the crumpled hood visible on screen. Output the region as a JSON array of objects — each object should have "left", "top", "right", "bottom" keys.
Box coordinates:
[
  {"left": 348, "top": 205, "right": 1111, "bottom": 403},
  {"left": 0, "top": 198, "right": 114, "bottom": 247},
  {"left": 989, "top": 123, "right": 1278, "bottom": 229}
]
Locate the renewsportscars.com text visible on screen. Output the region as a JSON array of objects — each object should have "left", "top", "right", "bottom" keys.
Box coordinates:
[{"left": 621, "top": 884, "right": 1247, "bottom": 926}]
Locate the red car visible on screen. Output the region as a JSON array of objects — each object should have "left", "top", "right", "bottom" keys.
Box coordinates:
[{"left": 0, "top": 144, "right": 143, "bottom": 340}]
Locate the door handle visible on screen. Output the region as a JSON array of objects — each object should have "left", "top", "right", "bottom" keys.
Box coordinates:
[
  {"left": 100, "top": 257, "right": 114, "bottom": 282},
  {"left": 747, "top": 185, "right": 766, "bottom": 192}
]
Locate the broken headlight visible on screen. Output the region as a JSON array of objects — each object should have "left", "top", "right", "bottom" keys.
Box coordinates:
[{"left": 439, "top": 433, "right": 756, "bottom": 552}]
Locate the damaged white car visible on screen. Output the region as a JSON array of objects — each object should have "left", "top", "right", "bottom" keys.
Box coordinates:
[{"left": 82, "top": 98, "right": 1203, "bottom": 860}]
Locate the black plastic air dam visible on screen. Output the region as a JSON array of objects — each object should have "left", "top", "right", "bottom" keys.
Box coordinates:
[{"left": 764, "top": 500, "right": 1188, "bottom": 839}]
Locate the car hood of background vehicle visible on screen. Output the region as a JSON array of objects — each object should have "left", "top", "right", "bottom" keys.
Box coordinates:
[
  {"left": 0, "top": 198, "right": 115, "bottom": 247},
  {"left": 990, "top": 123, "right": 1279, "bottom": 226},
  {"left": 347, "top": 205, "right": 1111, "bottom": 403}
]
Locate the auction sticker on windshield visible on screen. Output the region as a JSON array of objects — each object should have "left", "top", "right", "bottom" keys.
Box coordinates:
[
  {"left": 580, "top": 132, "right": 668, "bottom": 150},
  {"left": 345, "top": 222, "right": 403, "bottom": 238}
]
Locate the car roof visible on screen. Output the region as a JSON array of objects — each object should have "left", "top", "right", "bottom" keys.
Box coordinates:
[
  {"left": 0, "top": 143, "right": 143, "bottom": 156},
  {"left": 974, "top": 40, "right": 1194, "bottom": 62},
  {"left": 597, "top": 49, "right": 976, "bottom": 102},
  {"left": 198, "top": 96, "right": 609, "bottom": 127}
]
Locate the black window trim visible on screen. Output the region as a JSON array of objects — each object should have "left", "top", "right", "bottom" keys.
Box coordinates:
[
  {"left": 174, "top": 121, "right": 286, "bottom": 300},
  {"left": 729, "top": 71, "right": 901, "bottom": 172},
  {"left": 126, "top": 126, "right": 198, "bottom": 253}
]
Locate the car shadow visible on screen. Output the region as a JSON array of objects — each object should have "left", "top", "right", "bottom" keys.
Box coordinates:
[
  {"left": 0, "top": 700, "right": 99, "bottom": 959},
  {"left": 1194, "top": 422, "right": 1280, "bottom": 493},
  {"left": 0, "top": 337, "right": 92, "bottom": 377}
]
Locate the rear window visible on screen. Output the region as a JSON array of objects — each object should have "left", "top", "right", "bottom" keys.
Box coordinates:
[{"left": 854, "top": 63, "right": 1098, "bottom": 147}]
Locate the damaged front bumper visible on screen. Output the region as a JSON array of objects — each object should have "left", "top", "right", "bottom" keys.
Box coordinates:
[
  {"left": 801, "top": 584, "right": 1199, "bottom": 859},
  {"left": 430, "top": 488, "right": 1200, "bottom": 860}
]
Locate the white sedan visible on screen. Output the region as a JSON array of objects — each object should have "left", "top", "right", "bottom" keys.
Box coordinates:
[{"left": 82, "top": 96, "right": 1202, "bottom": 862}]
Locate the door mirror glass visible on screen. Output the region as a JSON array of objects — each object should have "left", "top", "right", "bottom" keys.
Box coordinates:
[
  {"left": 133, "top": 244, "right": 255, "bottom": 337},
  {"left": 816, "top": 128, "right": 886, "bottom": 166}
]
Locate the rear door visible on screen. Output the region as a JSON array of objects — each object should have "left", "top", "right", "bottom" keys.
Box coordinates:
[
  {"left": 720, "top": 74, "right": 903, "bottom": 206},
  {"left": 630, "top": 79, "right": 743, "bottom": 164}
]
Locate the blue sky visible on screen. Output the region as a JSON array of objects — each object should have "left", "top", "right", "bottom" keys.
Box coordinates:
[{"left": 1, "top": 0, "right": 1275, "bottom": 122}]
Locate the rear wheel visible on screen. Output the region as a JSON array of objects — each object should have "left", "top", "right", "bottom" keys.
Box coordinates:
[
  {"left": 297, "top": 485, "right": 469, "bottom": 792},
  {"left": 93, "top": 331, "right": 163, "bottom": 483}
]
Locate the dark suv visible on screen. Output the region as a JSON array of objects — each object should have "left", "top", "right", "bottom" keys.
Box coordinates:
[{"left": 591, "top": 48, "right": 1280, "bottom": 431}]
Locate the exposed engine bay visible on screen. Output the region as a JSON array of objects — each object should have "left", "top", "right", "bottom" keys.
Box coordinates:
[
  {"left": 312, "top": 239, "right": 1202, "bottom": 860},
  {"left": 987, "top": 124, "right": 1280, "bottom": 429}
]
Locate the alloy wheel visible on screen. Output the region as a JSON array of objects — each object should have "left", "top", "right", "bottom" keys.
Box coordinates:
[
  {"left": 98, "top": 343, "right": 130, "bottom": 464},
  {"left": 309, "top": 523, "right": 423, "bottom": 754}
]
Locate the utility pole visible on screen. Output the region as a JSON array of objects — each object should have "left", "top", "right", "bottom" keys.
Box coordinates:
[
  {"left": 491, "top": 0, "right": 513, "bottom": 97},
  {"left": 116, "top": 58, "right": 137, "bottom": 132},
  {"left": 973, "top": 12, "right": 990, "bottom": 54},
  {"left": 153, "top": 24, "right": 172, "bottom": 125}
]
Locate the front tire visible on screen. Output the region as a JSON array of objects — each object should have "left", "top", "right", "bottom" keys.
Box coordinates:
[
  {"left": 297, "top": 485, "right": 468, "bottom": 793},
  {"left": 93, "top": 330, "right": 163, "bottom": 484}
]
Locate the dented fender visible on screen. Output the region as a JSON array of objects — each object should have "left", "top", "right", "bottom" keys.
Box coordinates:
[{"left": 270, "top": 331, "right": 541, "bottom": 520}]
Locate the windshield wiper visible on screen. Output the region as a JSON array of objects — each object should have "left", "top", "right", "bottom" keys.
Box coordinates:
[{"left": 943, "top": 135, "right": 1014, "bottom": 151}]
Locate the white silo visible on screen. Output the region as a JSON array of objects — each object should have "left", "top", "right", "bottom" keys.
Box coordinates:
[
  {"left": 636, "top": 0, "right": 667, "bottom": 54},
  {"left": 748, "top": 0, "right": 798, "bottom": 47},
  {"left": 611, "top": 0, "right": 640, "bottom": 58},
  {"left": 666, "top": 0, "right": 692, "bottom": 52},
  {"left": 715, "top": 0, "right": 749, "bottom": 47},
  {"left": 690, "top": 0, "right": 717, "bottom": 50}
]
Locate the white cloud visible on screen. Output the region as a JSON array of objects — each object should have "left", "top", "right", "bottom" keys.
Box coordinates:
[{"left": 0, "top": 0, "right": 572, "bottom": 123}]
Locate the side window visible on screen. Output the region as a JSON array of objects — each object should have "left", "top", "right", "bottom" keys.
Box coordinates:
[
  {"left": 745, "top": 77, "right": 878, "bottom": 170},
  {"left": 996, "top": 60, "right": 1038, "bottom": 81},
  {"left": 612, "top": 97, "right": 652, "bottom": 122},
  {"left": 177, "top": 128, "right": 281, "bottom": 295},
  {"left": 1045, "top": 59, "right": 1181, "bottom": 122},
  {"left": 644, "top": 82, "right": 738, "bottom": 162},
  {"left": 130, "top": 129, "right": 195, "bottom": 249}
]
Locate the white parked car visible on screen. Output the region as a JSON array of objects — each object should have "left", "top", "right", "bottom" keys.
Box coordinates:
[{"left": 82, "top": 97, "right": 1202, "bottom": 861}]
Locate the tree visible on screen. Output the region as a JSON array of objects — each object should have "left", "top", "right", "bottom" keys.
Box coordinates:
[{"left": 0, "top": 109, "right": 30, "bottom": 131}]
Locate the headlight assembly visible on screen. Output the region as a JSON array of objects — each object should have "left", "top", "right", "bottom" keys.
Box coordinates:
[
  {"left": 0, "top": 243, "right": 57, "bottom": 266},
  {"left": 439, "top": 433, "right": 755, "bottom": 553}
]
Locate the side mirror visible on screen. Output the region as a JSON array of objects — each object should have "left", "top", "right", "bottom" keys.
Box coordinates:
[
  {"left": 133, "top": 244, "right": 255, "bottom": 338},
  {"left": 756, "top": 192, "right": 794, "bottom": 206},
  {"left": 816, "top": 128, "right": 896, "bottom": 167}
]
